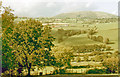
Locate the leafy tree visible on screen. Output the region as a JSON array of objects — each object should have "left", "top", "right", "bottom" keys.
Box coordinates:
[
  {"left": 97, "top": 36, "right": 103, "bottom": 42},
  {"left": 2, "top": 3, "right": 16, "bottom": 73},
  {"left": 51, "top": 46, "right": 73, "bottom": 73},
  {"left": 7, "top": 19, "right": 55, "bottom": 76},
  {"left": 88, "top": 27, "right": 97, "bottom": 35},
  {"left": 104, "top": 38, "right": 109, "bottom": 44},
  {"left": 0, "top": 1, "right": 2, "bottom": 75}
]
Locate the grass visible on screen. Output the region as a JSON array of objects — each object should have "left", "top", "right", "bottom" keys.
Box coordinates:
[
  {"left": 60, "top": 34, "right": 102, "bottom": 46},
  {"left": 94, "top": 22, "right": 118, "bottom": 50},
  {"left": 51, "top": 22, "right": 118, "bottom": 50}
]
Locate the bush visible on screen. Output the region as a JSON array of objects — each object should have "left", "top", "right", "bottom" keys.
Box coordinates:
[
  {"left": 89, "top": 35, "right": 92, "bottom": 39},
  {"left": 104, "top": 38, "right": 109, "bottom": 44},
  {"left": 92, "top": 36, "right": 97, "bottom": 41},
  {"left": 77, "top": 57, "right": 81, "bottom": 62},
  {"left": 97, "top": 36, "right": 103, "bottom": 42},
  {"left": 106, "top": 46, "right": 111, "bottom": 50},
  {"left": 88, "top": 29, "right": 96, "bottom": 35},
  {"left": 53, "top": 69, "right": 59, "bottom": 75},
  {"left": 53, "top": 69, "right": 66, "bottom": 74},
  {"left": 59, "top": 69, "right": 66, "bottom": 74},
  {"left": 86, "top": 69, "right": 106, "bottom": 74},
  {"left": 66, "top": 66, "right": 90, "bottom": 69}
]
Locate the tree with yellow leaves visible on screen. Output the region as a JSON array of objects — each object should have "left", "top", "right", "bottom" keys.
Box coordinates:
[
  {"left": 2, "top": 1, "right": 17, "bottom": 74},
  {"left": 8, "top": 19, "right": 55, "bottom": 76},
  {"left": 51, "top": 46, "right": 73, "bottom": 71}
]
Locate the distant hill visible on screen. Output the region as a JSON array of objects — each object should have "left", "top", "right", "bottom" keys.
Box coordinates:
[{"left": 53, "top": 11, "right": 117, "bottom": 19}]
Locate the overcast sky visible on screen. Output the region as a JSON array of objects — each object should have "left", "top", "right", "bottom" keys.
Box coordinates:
[{"left": 2, "top": 0, "right": 119, "bottom": 17}]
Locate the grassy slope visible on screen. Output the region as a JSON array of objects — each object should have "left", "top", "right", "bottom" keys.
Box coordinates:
[
  {"left": 94, "top": 22, "right": 118, "bottom": 50},
  {"left": 54, "top": 11, "right": 117, "bottom": 19},
  {"left": 52, "top": 22, "right": 118, "bottom": 50},
  {"left": 60, "top": 34, "right": 102, "bottom": 46},
  {"left": 52, "top": 23, "right": 102, "bottom": 46}
]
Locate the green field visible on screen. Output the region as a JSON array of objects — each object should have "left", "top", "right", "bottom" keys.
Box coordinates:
[
  {"left": 52, "top": 22, "right": 118, "bottom": 50},
  {"left": 95, "top": 22, "right": 118, "bottom": 50},
  {"left": 58, "top": 34, "right": 102, "bottom": 46}
]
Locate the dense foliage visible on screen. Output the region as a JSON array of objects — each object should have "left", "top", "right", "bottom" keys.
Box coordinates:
[
  {"left": 2, "top": 4, "right": 16, "bottom": 72},
  {"left": 7, "top": 19, "right": 55, "bottom": 76},
  {"left": 86, "top": 68, "right": 106, "bottom": 74}
]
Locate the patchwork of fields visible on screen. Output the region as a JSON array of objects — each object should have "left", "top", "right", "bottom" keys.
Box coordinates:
[{"left": 50, "top": 21, "right": 118, "bottom": 74}]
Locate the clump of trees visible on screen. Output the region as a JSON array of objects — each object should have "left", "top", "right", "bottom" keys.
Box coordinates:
[
  {"left": 82, "top": 18, "right": 117, "bottom": 25},
  {"left": 51, "top": 46, "right": 74, "bottom": 74},
  {"left": 86, "top": 26, "right": 110, "bottom": 44},
  {"left": 64, "top": 30, "right": 85, "bottom": 37},
  {"left": 57, "top": 29, "right": 88, "bottom": 43},
  {"left": 87, "top": 34, "right": 110, "bottom": 44},
  {"left": 72, "top": 44, "right": 111, "bottom": 53},
  {"left": 87, "top": 26, "right": 97, "bottom": 35},
  {"left": 102, "top": 57, "right": 118, "bottom": 73}
]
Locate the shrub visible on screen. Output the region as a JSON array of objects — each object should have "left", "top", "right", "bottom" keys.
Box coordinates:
[
  {"left": 66, "top": 66, "right": 90, "bottom": 69},
  {"left": 89, "top": 35, "right": 92, "bottom": 39},
  {"left": 91, "top": 36, "right": 96, "bottom": 41},
  {"left": 104, "top": 38, "right": 109, "bottom": 44},
  {"left": 59, "top": 69, "right": 66, "bottom": 74},
  {"left": 92, "top": 36, "right": 97, "bottom": 41},
  {"left": 88, "top": 29, "right": 96, "bottom": 35},
  {"left": 106, "top": 46, "right": 111, "bottom": 50},
  {"left": 97, "top": 36, "right": 103, "bottom": 42},
  {"left": 86, "top": 69, "right": 106, "bottom": 74},
  {"left": 53, "top": 69, "right": 59, "bottom": 75},
  {"left": 101, "top": 44, "right": 106, "bottom": 48},
  {"left": 76, "top": 57, "right": 81, "bottom": 62}
]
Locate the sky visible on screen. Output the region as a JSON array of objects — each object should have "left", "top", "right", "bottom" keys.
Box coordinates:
[{"left": 2, "top": 0, "right": 119, "bottom": 17}]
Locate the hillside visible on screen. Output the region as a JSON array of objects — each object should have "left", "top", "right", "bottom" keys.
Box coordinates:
[{"left": 53, "top": 11, "right": 117, "bottom": 19}]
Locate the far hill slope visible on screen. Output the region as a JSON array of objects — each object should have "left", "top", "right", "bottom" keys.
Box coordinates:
[{"left": 53, "top": 11, "right": 117, "bottom": 19}]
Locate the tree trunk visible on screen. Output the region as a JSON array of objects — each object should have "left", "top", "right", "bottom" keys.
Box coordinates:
[
  {"left": 27, "top": 63, "right": 31, "bottom": 77},
  {"left": 28, "top": 67, "right": 30, "bottom": 77}
]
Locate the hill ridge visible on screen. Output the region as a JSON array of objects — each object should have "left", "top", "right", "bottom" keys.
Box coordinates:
[{"left": 53, "top": 11, "right": 117, "bottom": 19}]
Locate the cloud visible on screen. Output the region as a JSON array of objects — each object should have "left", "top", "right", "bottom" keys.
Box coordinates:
[
  {"left": 59, "top": 2, "right": 97, "bottom": 13},
  {"left": 2, "top": 0, "right": 118, "bottom": 17}
]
